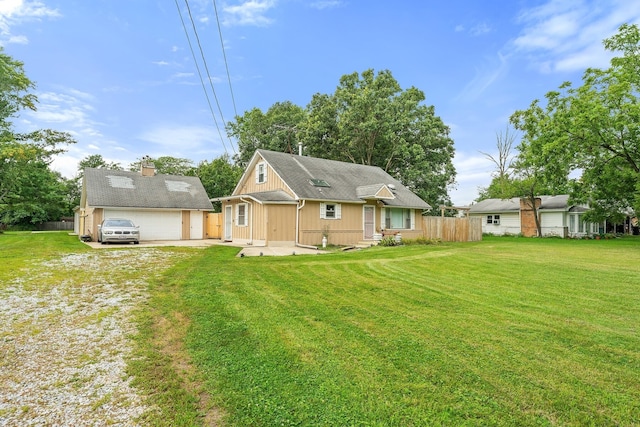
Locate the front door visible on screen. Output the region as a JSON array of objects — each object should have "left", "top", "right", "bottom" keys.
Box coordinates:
[
  {"left": 224, "top": 205, "right": 233, "bottom": 241},
  {"left": 364, "top": 205, "right": 375, "bottom": 239}
]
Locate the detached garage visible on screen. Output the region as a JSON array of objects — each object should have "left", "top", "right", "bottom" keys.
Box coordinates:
[{"left": 78, "top": 163, "right": 213, "bottom": 242}]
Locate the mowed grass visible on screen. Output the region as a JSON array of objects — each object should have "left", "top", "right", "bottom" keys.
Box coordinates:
[
  {"left": 3, "top": 232, "right": 639, "bottom": 425},
  {"left": 160, "top": 237, "right": 640, "bottom": 426},
  {"left": 0, "top": 231, "right": 90, "bottom": 285}
]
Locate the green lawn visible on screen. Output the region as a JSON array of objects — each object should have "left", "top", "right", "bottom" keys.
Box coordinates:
[
  {"left": 156, "top": 237, "right": 640, "bottom": 426},
  {"left": 3, "top": 232, "right": 639, "bottom": 426}
]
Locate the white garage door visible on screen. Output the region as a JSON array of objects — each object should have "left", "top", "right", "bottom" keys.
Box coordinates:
[{"left": 104, "top": 209, "right": 182, "bottom": 241}]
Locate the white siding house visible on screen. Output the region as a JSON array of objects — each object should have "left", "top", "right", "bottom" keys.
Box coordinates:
[{"left": 469, "top": 195, "right": 598, "bottom": 237}]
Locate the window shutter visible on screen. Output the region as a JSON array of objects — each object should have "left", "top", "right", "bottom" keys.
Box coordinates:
[
  {"left": 320, "top": 203, "right": 326, "bottom": 219},
  {"left": 335, "top": 204, "right": 341, "bottom": 219},
  {"left": 255, "top": 164, "right": 259, "bottom": 183}
]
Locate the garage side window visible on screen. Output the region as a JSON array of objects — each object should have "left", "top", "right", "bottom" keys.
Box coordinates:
[{"left": 237, "top": 203, "right": 248, "bottom": 226}]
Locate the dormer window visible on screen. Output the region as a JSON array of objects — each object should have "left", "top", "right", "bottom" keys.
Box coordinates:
[{"left": 255, "top": 162, "right": 266, "bottom": 184}]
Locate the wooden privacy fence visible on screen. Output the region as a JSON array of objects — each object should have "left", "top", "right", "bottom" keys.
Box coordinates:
[
  {"left": 37, "top": 221, "right": 74, "bottom": 231},
  {"left": 206, "top": 212, "right": 222, "bottom": 239},
  {"left": 422, "top": 216, "right": 482, "bottom": 242}
]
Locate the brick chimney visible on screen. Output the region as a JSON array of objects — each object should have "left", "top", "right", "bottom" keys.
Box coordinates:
[
  {"left": 520, "top": 197, "right": 541, "bottom": 237},
  {"left": 141, "top": 155, "right": 155, "bottom": 177}
]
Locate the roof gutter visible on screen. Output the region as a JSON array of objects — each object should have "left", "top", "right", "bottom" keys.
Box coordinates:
[{"left": 295, "top": 199, "right": 318, "bottom": 250}]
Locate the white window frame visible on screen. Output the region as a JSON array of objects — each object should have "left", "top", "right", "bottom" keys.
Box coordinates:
[
  {"left": 255, "top": 162, "right": 267, "bottom": 184},
  {"left": 236, "top": 203, "right": 248, "bottom": 227},
  {"left": 320, "top": 203, "right": 341, "bottom": 219}
]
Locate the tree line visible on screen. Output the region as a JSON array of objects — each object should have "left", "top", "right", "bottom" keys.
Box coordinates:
[{"left": 2, "top": 23, "right": 639, "bottom": 230}]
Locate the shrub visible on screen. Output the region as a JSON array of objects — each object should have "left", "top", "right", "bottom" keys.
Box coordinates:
[
  {"left": 402, "top": 237, "right": 441, "bottom": 245},
  {"left": 378, "top": 236, "right": 400, "bottom": 246}
]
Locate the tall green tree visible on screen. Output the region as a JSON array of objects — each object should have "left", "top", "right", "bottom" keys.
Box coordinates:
[
  {"left": 302, "top": 69, "right": 456, "bottom": 209},
  {"left": 0, "top": 47, "right": 37, "bottom": 130},
  {"left": 511, "top": 23, "right": 640, "bottom": 222},
  {"left": 194, "top": 154, "right": 243, "bottom": 211},
  {"left": 0, "top": 49, "right": 75, "bottom": 227},
  {"left": 227, "top": 101, "right": 307, "bottom": 165},
  {"left": 128, "top": 156, "right": 194, "bottom": 176},
  {"left": 78, "top": 154, "right": 123, "bottom": 172},
  {"left": 0, "top": 132, "right": 73, "bottom": 225}
]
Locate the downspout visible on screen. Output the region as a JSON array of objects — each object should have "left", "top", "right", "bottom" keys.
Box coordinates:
[
  {"left": 296, "top": 199, "right": 318, "bottom": 250},
  {"left": 240, "top": 197, "right": 253, "bottom": 245}
]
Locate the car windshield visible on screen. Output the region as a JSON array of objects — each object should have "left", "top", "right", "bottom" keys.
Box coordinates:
[{"left": 104, "top": 220, "right": 134, "bottom": 227}]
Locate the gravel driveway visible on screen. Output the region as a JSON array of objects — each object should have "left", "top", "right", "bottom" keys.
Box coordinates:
[{"left": 0, "top": 248, "right": 189, "bottom": 426}]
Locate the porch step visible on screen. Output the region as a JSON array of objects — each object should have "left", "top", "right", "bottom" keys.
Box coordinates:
[{"left": 355, "top": 240, "right": 377, "bottom": 248}]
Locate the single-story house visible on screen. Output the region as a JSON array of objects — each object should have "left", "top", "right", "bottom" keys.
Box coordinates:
[
  {"left": 212, "top": 149, "right": 431, "bottom": 247},
  {"left": 77, "top": 163, "right": 213, "bottom": 241},
  {"left": 468, "top": 195, "right": 599, "bottom": 237}
]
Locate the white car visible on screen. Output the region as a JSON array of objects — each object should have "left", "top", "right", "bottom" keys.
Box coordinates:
[{"left": 97, "top": 218, "right": 140, "bottom": 244}]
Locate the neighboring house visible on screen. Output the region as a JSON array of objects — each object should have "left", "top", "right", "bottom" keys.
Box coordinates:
[
  {"left": 213, "top": 149, "right": 432, "bottom": 247},
  {"left": 78, "top": 163, "right": 213, "bottom": 241},
  {"left": 468, "top": 195, "right": 599, "bottom": 237}
]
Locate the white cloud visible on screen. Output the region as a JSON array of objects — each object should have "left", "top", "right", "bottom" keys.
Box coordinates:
[
  {"left": 138, "top": 125, "right": 224, "bottom": 156},
  {"left": 455, "top": 51, "right": 510, "bottom": 102},
  {"left": 33, "top": 91, "right": 98, "bottom": 128},
  {"left": 470, "top": 22, "right": 492, "bottom": 36},
  {"left": 20, "top": 89, "right": 105, "bottom": 178},
  {"left": 0, "top": 0, "right": 60, "bottom": 45},
  {"left": 512, "top": 0, "right": 640, "bottom": 73},
  {"left": 222, "top": 0, "right": 276, "bottom": 27}
]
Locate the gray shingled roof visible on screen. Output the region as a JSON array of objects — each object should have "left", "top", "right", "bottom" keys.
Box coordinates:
[
  {"left": 84, "top": 168, "right": 213, "bottom": 210},
  {"left": 468, "top": 195, "right": 571, "bottom": 213},
  {"left": 246, "top": 190, "right": 296, "bottom": 203},
  {"left": 254, "top": 150, "right": 431, "bottom": 209}
]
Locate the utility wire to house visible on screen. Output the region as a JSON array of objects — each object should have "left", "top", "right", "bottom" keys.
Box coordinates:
[{"left": 175, "top": 0, "right": 238, "bottom": 155}]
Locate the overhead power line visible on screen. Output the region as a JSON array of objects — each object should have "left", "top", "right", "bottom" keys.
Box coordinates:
[
  {"left": 176, "top": 0, "right": 237, "bottom": 154},
  {"left": 212, "top": 0, "right": 239, "bottom": 121}
]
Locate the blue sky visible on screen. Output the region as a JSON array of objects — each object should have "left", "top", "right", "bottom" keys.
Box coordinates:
[{"left": 1, "top": 0, "right": 639, "bottom": 205}]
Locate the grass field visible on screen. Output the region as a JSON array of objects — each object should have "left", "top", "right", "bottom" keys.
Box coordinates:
[
  {"left": 3, "top": 232, "right": 640, "bottom": 426},
  {"left": 143, "top": 236, "right": 640, "bottom": 426}
]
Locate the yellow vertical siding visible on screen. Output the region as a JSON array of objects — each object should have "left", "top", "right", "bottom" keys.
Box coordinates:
[
  {"left": 266, "top": 205, "right": 296, "bottom": 245},
  {"left": 299, "top": 201, "right": 369, "bottom": 246},
  {"left": 236, "top": 157, "right": 295, "bottom": 198}
]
